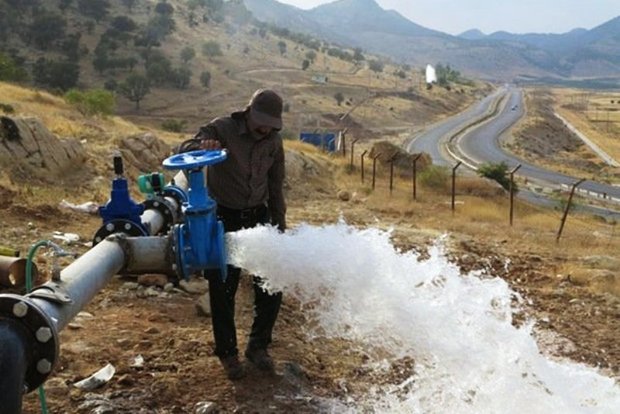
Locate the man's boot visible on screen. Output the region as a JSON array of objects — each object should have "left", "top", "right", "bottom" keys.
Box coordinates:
[
  {"left": 244, "top": 348, "right": 275, "bottom": 372},
  {"left": 220, "top": 355, "right": 246, "bottom": 380}
]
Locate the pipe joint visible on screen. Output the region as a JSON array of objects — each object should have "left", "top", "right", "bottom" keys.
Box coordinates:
[{"left": 0, "top": 294, "right": 60, "bottom": 393}]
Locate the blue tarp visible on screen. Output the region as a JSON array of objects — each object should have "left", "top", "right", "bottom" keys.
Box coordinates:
[{"left": 300, "top": 132, "right": 337, "bottom": 152}]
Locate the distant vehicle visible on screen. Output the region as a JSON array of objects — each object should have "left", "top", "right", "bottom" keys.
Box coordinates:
[{"left": 511, "top": 104, "right": 518, "bottom": 110}]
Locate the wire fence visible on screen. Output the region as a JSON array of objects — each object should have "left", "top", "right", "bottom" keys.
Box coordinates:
[{"left": 342, "top": 141, "right": 620, "bottom": 246}]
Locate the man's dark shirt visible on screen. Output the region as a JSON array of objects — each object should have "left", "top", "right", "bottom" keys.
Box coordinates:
[{"left": 196, "top": 110, "right": 286, "bottom": 230}]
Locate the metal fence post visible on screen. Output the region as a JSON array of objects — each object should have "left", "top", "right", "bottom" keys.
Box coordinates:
[
  {"left": 556, "top": 178, "right": 585, "bottom": 242},
  {"left": 372, "top": 153, "right": 381, "bottom": 190},
  {"left": 451, "top": 161, "right": 462, "bottom": 212},
  {"left": 360, "top": 150, "right": 368, "bottom": 183},
  {"left": 412, "top": 154, "right": 421, "bottom": 200},
  {"left": 509, "top": 164, "right": 521, "bottom": 226}
]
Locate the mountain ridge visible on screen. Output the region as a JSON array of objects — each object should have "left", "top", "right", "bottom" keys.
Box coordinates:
[{"left": 244, "top": 0, "right": 620, "bottom": 81}]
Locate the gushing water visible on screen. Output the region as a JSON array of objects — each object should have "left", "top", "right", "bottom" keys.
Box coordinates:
[{"left": 227, "top": 222, "right": 619, "bottom": 413}]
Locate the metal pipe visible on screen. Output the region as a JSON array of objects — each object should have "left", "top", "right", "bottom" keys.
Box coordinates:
[
  {"left": 122, "top": 236, "right": 173, "bottom": 274},
  {"left": 141, "top": 208, "right": 166, "bottom": 235},
  {"left": 26, "top": 237, "right": 125, "bottom": 333},
  {"left": 0, "top": 256, "right": 38, "bottom": 289},
  {"left": 0, "top": 319, "right": 29, "bottom": 414}
]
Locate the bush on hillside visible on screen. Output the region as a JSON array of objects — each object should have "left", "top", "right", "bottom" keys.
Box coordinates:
[
  {"left": 161, "top": 119, "right": 187, "bottom": 133},
  {"left": 419, "top": 165, "right": 450, "bottom": 190},
  {"left": 202, "top": 41, "right": 223, "bottom": 58},
  {"left": 64, "top": 88, "right": 116, "bottom": 116},
  {"left": 0, "top": 53, "right": 28, "bottom": 82}
]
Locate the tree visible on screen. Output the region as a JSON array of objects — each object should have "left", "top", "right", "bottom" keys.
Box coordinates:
[
  {"left": 305, "top": 50, "right": 316, "bottom": 63},
  {"left": 180, "top": 46, "right": 196, "bottom": 64},
  {"left": 171, "top": 67, "right": 191, "bottom": 89},
  {"left": 118, "top": 73, "right": 150, "bottom": 110},
  {"left": 33, "top": 58, "right": 79, "bottom": 90},
  {"left": 202, "top": 41, "right": 222, "bottom": 58},
  {"left": 353, "top": 48, "right": 365, "bottom": 63},
  {"left": 155, "top": 1, "right": 174, "bottom": 16},
  {"left": 334, "top": 92, "right": 345, "bottom": 106},
  {"left": 277, "top": 41, "right": 287, "bottom": 56},
  {"left": 301, "top": 59, "right": 310, "bottom": 71},
  {"left": 0, "top": 52, "right": 28, "bottom": 82},
  {"left": 77, "top": 0, "right": 110, "bottom": 22},
  {"left": 111, "top": 16, "right": 137, "bottom": 32},
  {"left": 200, "top": 71, "right": 211, "bottom": 89},
  {"left": 30, "top": 12, "right": 66, "bottom": 49},
  {"left": 477, "top": 162, "right": 514, "bottom": 192},
  {"left": 368, "top": 59, "right": 384, "bottom": 73}
]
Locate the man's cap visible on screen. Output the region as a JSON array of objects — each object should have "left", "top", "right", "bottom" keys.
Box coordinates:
[{"left": 248, "top": 89, "right": 283, "bottom": 130}]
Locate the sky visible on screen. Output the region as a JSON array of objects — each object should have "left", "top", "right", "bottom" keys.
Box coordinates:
[{"left": 276, "top": 0, "right": 620, "bottom": 35}]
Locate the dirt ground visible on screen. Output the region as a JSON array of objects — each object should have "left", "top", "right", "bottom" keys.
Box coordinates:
[{"left": 0, "top": 158, "right": 615, "bottom": 413}]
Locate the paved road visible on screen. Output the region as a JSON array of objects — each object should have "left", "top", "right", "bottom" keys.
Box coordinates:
[
  {"left": 407, "top": 86, "right": 620, "bottom": 218},
  {"left": 456, "top": 87, "right": 620, "bottom": 202},
  {"left": 405, "top": 87, "right": 506, "bottom": 167}
]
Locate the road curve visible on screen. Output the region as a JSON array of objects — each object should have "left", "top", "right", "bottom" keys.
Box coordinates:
[
  {"left": 455, "top": 87, "right": 620, "bottom": 202},
  {"left": 407, "top": 86, "right": 620, "bottom": 217}
]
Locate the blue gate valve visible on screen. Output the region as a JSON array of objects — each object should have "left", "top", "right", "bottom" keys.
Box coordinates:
[
  {"left": 94, "top": 156, "right": 148, "bottom": 245},
  {"left": 162, "top": 149, "right": 228, "bottom": 281}
]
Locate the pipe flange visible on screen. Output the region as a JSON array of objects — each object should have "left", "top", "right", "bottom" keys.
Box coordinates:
[
  {"left": 93, "top": 219, "right": 148, "bottom": 246},
  {"left": 143, "top": 197, "right": 177, "bottom": 234},
  {"left": 163, "top": 186, "right": 187, "bottom": 212},
  {"left": 0, "top": 294, "right": 59, "bottom": 393}
]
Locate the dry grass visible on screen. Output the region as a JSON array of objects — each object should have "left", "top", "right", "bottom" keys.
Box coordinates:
[
  {"left": 327, "top": 154, "right": 620, "bottom": 269},
  {"left": 554, "top": 88, "right": 620, "bottom": 163}
]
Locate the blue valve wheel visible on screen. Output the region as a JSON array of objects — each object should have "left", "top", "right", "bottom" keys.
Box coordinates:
[{"left": 163, "top": 149, "right": 227, "bottom": 170}]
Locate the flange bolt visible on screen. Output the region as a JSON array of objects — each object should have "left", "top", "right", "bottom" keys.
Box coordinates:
[
  {"left": 36, "top": 327, "right": 53, "bottom": 343},
  {"left": 12, "top": 301, "right": 28, "bottom": 318}
]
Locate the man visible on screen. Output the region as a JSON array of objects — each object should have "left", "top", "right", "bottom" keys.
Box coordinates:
[{"left": 178, "top": 89, "right": 286, "bottom": 380}]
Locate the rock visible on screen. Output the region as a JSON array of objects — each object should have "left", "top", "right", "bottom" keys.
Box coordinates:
[
  {"left": 116, "top": 338, "right": 131, "bottom": 347},
  {"left": 144, "top": 326, "right": 160, "bottom": 334},
  {"left": 194, "top": 401, "right": 219, "bottom": 414},
  {"left": 0, "top": 116, "right": 85, "bottom": 181},
  {"left": 121, "top": 282, "right": 139, "bottom": 290},
  {"left": 179, "top": 277, "right": 209, "bottom": 294},
  {"left": 137, "top": 274, "right": 169, "bottom": 288},
  {"left": 117, "top": 374, "right": 134, "bottom": 386},
  {"left": 195, "top": 293, "right": 211, "bottom": 317},
  {"left": 337, "top": 190, "right": 351, "bottom": 201}
]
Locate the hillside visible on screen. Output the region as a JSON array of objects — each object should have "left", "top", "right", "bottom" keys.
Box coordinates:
[
  {"left": 0, "top": 0, "right": 488, "bottom": 143},
  {"left": 1, "top": 81, "right": 619, "bottom": 413}
]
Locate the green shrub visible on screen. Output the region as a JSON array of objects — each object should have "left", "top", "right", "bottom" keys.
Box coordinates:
[
  {"left": 64, "top": 88, "right": 116, "bottom": 116},
  {"left": 0, "top": 103, "right": 15, "bottom": 114},
  {"left": 419, "top": 165, "right": 449, "bottom": 189},
  {"left": 161, "top": 119, "right": 187, "bottom": 132}
]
